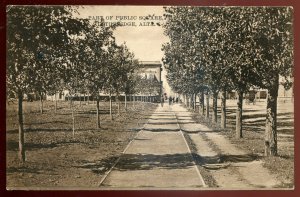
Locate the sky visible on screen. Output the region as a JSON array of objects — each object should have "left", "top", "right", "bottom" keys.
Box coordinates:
[{"left": 76, "top": 6, "right": 173, "bottom": 95}]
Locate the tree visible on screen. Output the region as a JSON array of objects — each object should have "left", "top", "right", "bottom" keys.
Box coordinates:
[
  {"left": 220, "top": 8, "right": 262, "bottom": 138},
  {"left": 127, "top": 73, "right": 144, "bottom": 106},
  {"left": 109, "top": 43, "right": 138, "bottom": 114},
  {"left": 162, "top": 6, "right": 293, "bottom": 156},
  {"left": 250, "top": 7, "right": 293, "bottom": 156},
  {"left": 83, "top": 21, "right": 115, "bottom": 128},
  {"left": 162, "top": 40, "right": 203, "bottom": 111},
  {"left": 7, "top": 6, "right": 87, "bottom": 162},
  {"left": 163, "top": 7, "right": 262, "bottom": 137},
  {"left": 124, "top": 66, "right": 139, "bottom": 110},
  {"left": 121, "top": 57, "right": 139, "bottom": 111},
  {"left": 64, "top": 38, "right": 89, "bottom": 137}
]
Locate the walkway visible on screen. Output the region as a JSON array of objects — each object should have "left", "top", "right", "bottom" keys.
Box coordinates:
[
  {"left": 172, "top": 104, "right": 280, "bottom": 189},
  {"left": 99, "top": 103, "right": 205, "bottom": 189},
  {"left": 99, "top": 103, "right": 280, "bottom": 189}
]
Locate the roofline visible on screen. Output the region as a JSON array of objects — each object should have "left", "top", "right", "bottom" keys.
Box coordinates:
[{"left": 139, "top": 61, "right": 161, "bottom": 65}]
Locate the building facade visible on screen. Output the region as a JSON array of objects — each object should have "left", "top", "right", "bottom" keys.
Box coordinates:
[{"left": 138, "top": 61, "right": 162, "bottom": 83}]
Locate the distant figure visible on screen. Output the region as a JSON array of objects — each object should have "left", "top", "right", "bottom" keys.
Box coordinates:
[
  {"left": 161, "top": 96, "right": 164, "bottom": 107},
  {"left": 176, "top": 97, "right": 179, "bottom": 103},
  {"left": 172, "top": 97, "right": 175, "bottom": 103},
  {"left": 169, "top": 96, "right": 172, "bottom": 105}
]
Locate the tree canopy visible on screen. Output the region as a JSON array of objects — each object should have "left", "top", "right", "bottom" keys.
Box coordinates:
[{"left": 162, "top": 6, "right": 293, "bottom": 156}]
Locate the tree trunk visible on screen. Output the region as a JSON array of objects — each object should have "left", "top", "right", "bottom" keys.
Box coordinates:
[
  {"left": 18, "top": 92, "right": 25, "bottom": 162},
  {"left": 193, "top": 93, "right": 197, "bottom": 111},
  {"left": 117, "top": 95, "right": 121, "bottom": 114},
  {"left": 6, "top": 95, "right": 9, "bottom": 106},
  {"left": 236, "top": 91, "right": 243, "bottom": 138},
  {"left": 96, "top": 94, "right": 100, "bottom": 129},
  {"left": 185, "top": 95, "right": 187, "bottom": 107},
  {"left": 70, "top": 96, "right": 75, "bottom": 138},
  {"left": 221, "top": 90, "right": 227, "bottom": 129},
  {"left": 72, "top": 103, "right": 75, "bottom": 138},
  {"left": 55, "top": 93, "right": 58, "bottom": 113},
  {"left": 79, "top": 94, "right": 82, "bottom": 107},
  {"left": 69, "top": 95, "right": 72, "bottom": 108},
  {"left": 190, "top": 95, "right": 193, "bottom": 109},
  {"left": 212, "top": 91, "right": 218, "bottom": 123},
  {"left": 265, "top": 80, "right": 279, "bottom": 156},
  {"left": 40, "top": 92, "right": 43, "bottom": 114},
  {"left": 125, "top": 93, "right": 127, "bottom": 111},
  {"left": 198, "top": 93, "right": 201, "bottom": 114},
  {"left": 199, "top": 91, "right": 205, "bottom": 116},
  {"left": 185, "top": 94, "right": 188, "bottom": 106},
  {"left": 109, "top": 91, "right": 113, "bottom": 120},
  {"left": 206, "top": 93, "right": 210, "bottom": 119}
]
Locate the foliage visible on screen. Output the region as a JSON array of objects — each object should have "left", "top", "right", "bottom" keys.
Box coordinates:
[
  {"left": 162, "top": 6, "right": 293, "bottom": 154},
  {"left": 6, "top": 5, "right": 142, "bottom": 161}
]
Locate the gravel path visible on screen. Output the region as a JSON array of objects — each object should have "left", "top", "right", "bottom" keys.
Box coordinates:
[{"left": 172, "top": 104, "right": 281, "bottom": 189}]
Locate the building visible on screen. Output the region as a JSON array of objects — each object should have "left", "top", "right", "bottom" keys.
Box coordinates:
[
  {"left": 46, "top": 90, "right": 69, "bottom": 101},
  {"left": 46, "top": 61, "right": 163, "bottom": 101},
  {"left": 138, "top": 61, "right": 162, "bottom": 82},
  {"left": 136, "top": 61, "right": 163, "bottom": 98}
]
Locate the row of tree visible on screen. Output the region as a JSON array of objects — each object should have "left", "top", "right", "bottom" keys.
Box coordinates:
[
  {"left": 6, "top": 6, "right": 159, "bottom": 162},
  {"left": 162, "top": 7, "right": 293, "bottom": 156}
]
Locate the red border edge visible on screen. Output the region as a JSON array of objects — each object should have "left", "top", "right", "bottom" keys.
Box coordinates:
[{"left": 0, "top": 1, "right": 299, "bottom": 197}]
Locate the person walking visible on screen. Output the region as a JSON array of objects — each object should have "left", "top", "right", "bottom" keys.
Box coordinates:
[
  {"left": 169, "top": 96, "right": 172, "bottom": 106},
  {"left": 161, "top": 96, "right": 164, "bottom": 107}
]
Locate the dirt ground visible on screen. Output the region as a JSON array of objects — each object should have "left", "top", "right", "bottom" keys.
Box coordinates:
[
  {"left": 6, "top": 100, "right": 158, "bottom": 189},
  {"left": 190, "top": 99, "right": 294, "bottom": 188}
]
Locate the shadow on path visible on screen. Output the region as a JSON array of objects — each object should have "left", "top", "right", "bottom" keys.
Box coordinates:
[
  {"left": 77, "top": 153, "right": 195, "bottom": 174},
  {"left": 192, "top": 153, "right": 261, "bottom": 165},
  {"left": 77, "top": 152, "right": 260, "bottom": 176}
]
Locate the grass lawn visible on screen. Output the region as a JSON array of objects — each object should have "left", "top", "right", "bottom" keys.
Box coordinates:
[{"left": 6, "top": 100, "right": 158, "bottom": 188}]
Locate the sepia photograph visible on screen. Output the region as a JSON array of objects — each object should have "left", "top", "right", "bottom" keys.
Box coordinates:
[{"left": 6, "top": 5, "right": 294, "bottom": 190}]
